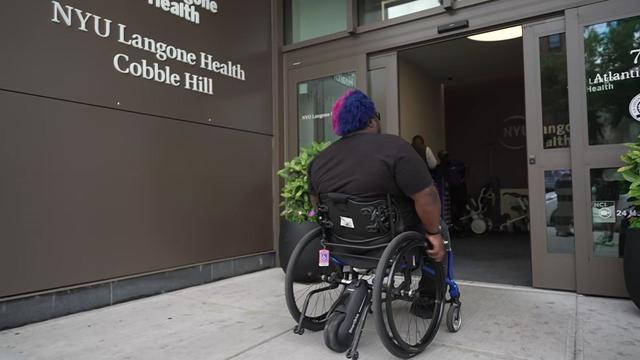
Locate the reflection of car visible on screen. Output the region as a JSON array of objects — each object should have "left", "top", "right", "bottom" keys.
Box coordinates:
[
  {"left": 545, "top": 170, "right": 571, "bottom": 192},
  {"left": 545, "top": 191, "right": 557, "bottom": 224}
]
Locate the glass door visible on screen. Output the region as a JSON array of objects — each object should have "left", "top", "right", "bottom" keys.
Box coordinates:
[
  {"left": 524, "top": 19, "right": 576, "bottom": 291},
  {"left": 567, "top": 0, "right": 640, "bottom": 296},
  {"left": 285, "top": 57, "right": 366, "bottom": 159}
]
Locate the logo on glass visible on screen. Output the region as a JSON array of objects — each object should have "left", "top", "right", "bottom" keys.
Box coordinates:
[
  {"left": 599, "top": 207, "right": 613, "bottom": 219},
  {"left": 630, "top": 93, "right": 640, "bottom": 121}
]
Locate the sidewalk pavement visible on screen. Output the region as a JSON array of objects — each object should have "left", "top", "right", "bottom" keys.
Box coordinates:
[{"left": 1, "top": 268, "right": 638, "bottom": 360}]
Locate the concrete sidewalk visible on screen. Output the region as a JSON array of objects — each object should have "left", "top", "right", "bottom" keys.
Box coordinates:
[{"left": 0, "top": 268, "right": 638, "bottom": 360}]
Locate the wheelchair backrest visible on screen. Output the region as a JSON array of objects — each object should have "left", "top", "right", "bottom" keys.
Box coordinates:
[{"left": 317, "top": 193, "right": 419, "bottom": 247}]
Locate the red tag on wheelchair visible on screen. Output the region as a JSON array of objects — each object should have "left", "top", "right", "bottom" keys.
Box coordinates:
[{"left": 319, "top": 249, "right": 330, "bottom": 267}]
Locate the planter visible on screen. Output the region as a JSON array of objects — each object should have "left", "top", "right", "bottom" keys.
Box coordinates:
[
  {"left": 623, "top": 227, "right": 640, "bottom": 309},
  {"left": 279, "top": 219, "right": 319, "bottom": 274}
]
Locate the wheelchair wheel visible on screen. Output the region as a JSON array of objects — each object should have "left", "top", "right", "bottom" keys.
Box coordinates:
[
  {"left": 446, "top": 303, "right": 462, "bottom": 332},
  {"left": 285, "top": 227, "right": 345, "bottom": 332},
  {"left": 373, "top": 232, "right": 446, "bottom": 358},
  {"left": 323, "top": 312, "right": 351, "bottom": 353}
]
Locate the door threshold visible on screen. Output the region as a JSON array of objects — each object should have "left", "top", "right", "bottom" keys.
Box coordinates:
[{"left": 456, "top": 280, "right": 575, "bottom": 296}]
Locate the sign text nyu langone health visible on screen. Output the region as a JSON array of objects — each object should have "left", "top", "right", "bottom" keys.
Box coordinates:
[
  {"left": 146, "top": 0, "right": 218, "bottom": 25},
  {"left": 50, "top": 1, "right": 245, "bottom": 96}
]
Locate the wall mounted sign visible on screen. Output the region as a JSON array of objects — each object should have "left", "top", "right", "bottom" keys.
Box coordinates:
[
  {"left": 584, "top": 16, "right": 640, "bottom": 145},
  {"left": 147, "top": 0, "right": 219, "bottom": 24},
  {"left": 630, "top": 93, "right": 640, "bottom": 121},
  {"left": 498, "top": 115, "right": 526, "bottom": 150},
  {"left": 51, "top": 1, "right": 244, "bottom": 96},
  {"left": 0, "top": 0, "right": 272, "bottom": 134},
  {"left": 592, "top": 201, "right": 616, "bottom": 224}
]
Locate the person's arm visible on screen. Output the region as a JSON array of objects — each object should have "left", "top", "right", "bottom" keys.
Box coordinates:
[{"left": 411, "top": 184, "right": 446, "bottom": 263}]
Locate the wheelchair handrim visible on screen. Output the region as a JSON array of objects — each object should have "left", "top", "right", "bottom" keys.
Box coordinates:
[{"left": 378, "top": 236, "right": 445, "bottom": 354}]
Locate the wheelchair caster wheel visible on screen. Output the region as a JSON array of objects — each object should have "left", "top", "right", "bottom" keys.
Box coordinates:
[
  {"left": 446, "top": 303, "right": 462, "bottom": 332},
  {"left": 293, "top": 325, "right": 305, "bottom": 335},
  {"left": 347, "top": 350, "right": 359, "bottom": 359}
]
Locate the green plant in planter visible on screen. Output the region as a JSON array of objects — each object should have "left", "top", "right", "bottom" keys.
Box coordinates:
[
  {"left": 619, "top": 136, "right": 640, "bottom": 228},
  {"left": 277, "top": 142, "right": 331, "bottom": 223}
]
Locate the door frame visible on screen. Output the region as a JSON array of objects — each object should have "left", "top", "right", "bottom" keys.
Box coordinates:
[
  {"left": 523, "top": 18, "right": 576, "bottom": 291},
  {"left": 566, "top": 0, "right": 640, "bottom": 296}
]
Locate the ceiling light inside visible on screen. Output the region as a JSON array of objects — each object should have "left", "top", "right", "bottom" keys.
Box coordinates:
[{"left": 468, "top": 26, "right": 522, "bottom": 42}]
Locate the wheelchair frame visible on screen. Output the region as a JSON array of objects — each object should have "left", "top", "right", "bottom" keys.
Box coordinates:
[{"left": 285, "top": 195, "right": 462, "bottom": 359}]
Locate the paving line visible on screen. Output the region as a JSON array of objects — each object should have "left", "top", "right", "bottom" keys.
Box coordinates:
[
  {"left": 430, "top": 341, "right": 533, "bottom": 360},
  {"left": 224, "top": 327, "right": 293, "bottom": 360}
]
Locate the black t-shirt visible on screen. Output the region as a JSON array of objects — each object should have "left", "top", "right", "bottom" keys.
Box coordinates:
[{"left": 308, "top": 133, "right": 433, "bottom": 199}]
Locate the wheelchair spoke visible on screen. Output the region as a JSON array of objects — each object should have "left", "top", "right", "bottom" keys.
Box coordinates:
[
  {"left": 376, "top": 238, "right": 445, "bottom": 352},
  {"left": 285, "top": 228, "right": 348, "bottom": 332}
]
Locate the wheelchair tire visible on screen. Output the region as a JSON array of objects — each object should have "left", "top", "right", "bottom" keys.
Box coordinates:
[
  {"left": 446, "top": 303, "right": 462, "bottom": 333},
  {"left": 373, "top": 231, "right": 446, "bottom": 359},
  {"left": 285, "top": 227, "right": 345, "bottom": 332},
  {"left": 323, "top": 312, "right": 351, "bottom": 353}
]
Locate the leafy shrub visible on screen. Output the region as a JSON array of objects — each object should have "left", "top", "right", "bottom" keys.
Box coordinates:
[
  {"left": 277, "top": 142, "right": 330, "bottom": 223},
  {"left": 619, "top": 137, "right": 640, "bottom": 228}
]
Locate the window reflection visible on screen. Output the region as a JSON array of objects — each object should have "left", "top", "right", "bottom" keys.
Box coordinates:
[
  {"left": 545, "top": 170, "right": 574, "bottom": 253},
  {"left": 584, "top": 16, "right": 640, "bottom": 145},
  {"left": 540, "top": 33, "right": 570, "bottom": 149},
  {"left": 590, "top": 168, "right": 630, "bottom": 258},
  {"left": 359, "top": 0, "right": 442, "bottom": 25},
  {"left": 297, "top": 73, "right": 356, "bottom": 150},
  {"left": 285, "top": 0, "right": 347, "bottom": 44}
]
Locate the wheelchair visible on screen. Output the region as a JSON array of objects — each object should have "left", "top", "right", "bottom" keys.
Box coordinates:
[{"left": 284, "top": 193, "right": 462, "bottom": 359}]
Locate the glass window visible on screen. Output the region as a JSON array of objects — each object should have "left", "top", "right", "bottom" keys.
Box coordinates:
[
  {"left": 584, "top": 15, "right": 640, "bottom": 145},
  {"left": 368, "top": 68, "right": 389, "bottom": 134},
  {"left": 544, "top": 170, "right": 574, "bottom": 254},
  {"left": 590, "top": 168, "right": 630, "bottom": 258},
  {"left": 297, "top": 72, "right": 356, "bottom": 150},
  {"left": 285, "top": 0, "right": 347, "bottom": 44},
  {"left": 540, "top": 33, "right": 570, "bottom": 149},
  {"left": 359, "top": 0, "right": 442, "bottom": 26}
]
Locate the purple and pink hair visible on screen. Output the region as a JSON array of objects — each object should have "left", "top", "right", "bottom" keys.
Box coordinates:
[{"left": 331, "top": 90, "right": 376, "bottom": 136}]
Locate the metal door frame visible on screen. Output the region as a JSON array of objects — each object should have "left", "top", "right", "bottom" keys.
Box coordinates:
[
  {"left": 566, "top": 0, "right": 640, "bottom": 296},
  {"left": 285, "top": 56, "right": 367, "bottom": 160},
  {"left": 524, "top": 18, "right": 577, "bottom": 291}
]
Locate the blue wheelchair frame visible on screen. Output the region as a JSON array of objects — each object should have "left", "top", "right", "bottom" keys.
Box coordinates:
[{"left": 332, "top": 238, "right": 461, "bottom": 301}]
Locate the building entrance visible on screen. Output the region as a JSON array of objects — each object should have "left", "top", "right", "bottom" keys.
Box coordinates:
[
  {"left": 397, "top": 28, "right": 534, "bottom": 286},
  {"left": 287, "top": 0, "right": 637, "bottom": 296}
]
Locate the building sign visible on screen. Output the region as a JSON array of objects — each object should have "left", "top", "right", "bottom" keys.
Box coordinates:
[
  {"left": 0, "top": 1, "right": 272, "bottom": 134},
  {"left": 584, "top": 16, "right": 640, "bottom": 145},
  {"left": 592, "top": 201, "right": 616, "bottom": 224},
  {"left": 498, "top": 115, "right": 526, "bottom": 150},
  {"left": 630, "top": 93, "right": 640, "bottom": 121},
  {"left": 147, "top": 0, "right": 218, "bottom": 24},
  {"left": 51, "top": 1, "right": 244, "bottom": 97},
  {"left": 542, "top": 123, "right": 570, "bottom": 148}
]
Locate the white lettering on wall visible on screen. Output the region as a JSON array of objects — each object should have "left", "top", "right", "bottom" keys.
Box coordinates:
[
  {"left": 631, "top": 49, "right": 640, "bottom": 65},
  {"left": 51, "top": 1, "right": 73, "bottom": 26},
  {"left": 50, "top": 1, "right": 247, "bottom": 97},
  {"left": 146, "top": 0, "right": 218, "bottom": 25}
]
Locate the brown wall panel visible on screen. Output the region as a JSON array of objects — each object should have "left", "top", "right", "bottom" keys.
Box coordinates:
[
  {"left": 0, "top": 91, "right": 273, "bottom": 297},
  {"left": 0, "top": 0, "right": 272, "bottom": 134}
]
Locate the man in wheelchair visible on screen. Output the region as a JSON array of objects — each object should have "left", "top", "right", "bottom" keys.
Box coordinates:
[{"left": 284, "top": 90, "right": 461, "bottom": 359}]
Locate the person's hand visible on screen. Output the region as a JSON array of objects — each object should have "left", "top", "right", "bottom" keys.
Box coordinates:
[{"left": 425, "top": 233, "right": 446, "bottom": 263}]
